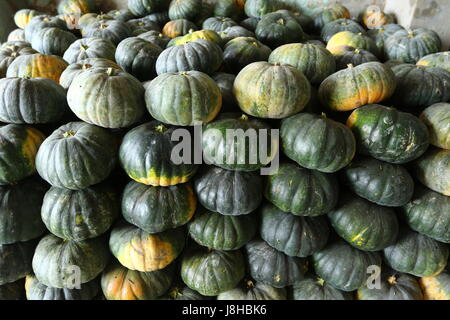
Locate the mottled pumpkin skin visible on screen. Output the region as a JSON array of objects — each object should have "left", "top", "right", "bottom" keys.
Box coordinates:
[
  {"left": 223, "top": 37, "right": 271, "bottom": 74},
  {"left": 122, "top": 180, "right": 196, "bottom": 234},
  {"left": 24, "top": 15, "right": 67, "bottom": 42},
  {"left": 212, "top": 72, "right": 238, "bottom": 111},
  {"left": 417, "top": 51, "right": 450, "bottom": 72},
  {"left": 321, "top": 19, "right": 366, "bottom": 42},
  {"left": 137, "top": 30, "right": 171, "bottom": 48},
  {"left": 313, "top": 240, "right": 381, "bottom": 292},
  {"left": 313, "top": 4, "right": 350, "bottom": 30},
  {"left": 162, "top": 19, "right": 197, "bottom": 38},
  {"left": 367, "top": 24, "right": 404, "bottom": 55},
  {"left": 319, "top": 62, "right": 396, "bottom": 112},
  {"left": 0, "top": 124, "right": 45, "bottom": 185},
  {"left": 413, "top": 147, "right": 450, "bottom": 196},
  {"left": 0, "top": 279, "right": 24, "bottom": 300},
  {"left": 6, "top": 54, "right": 68, "bottom": 83},
  {"left": 420, "top": 103, "right": 450, "bottom": 149},
  {"left": 181, "top": 245, "right": 245, "bottom": 296},
  {"left": 83, "top": 20, "right": 132, "bottom": 45},
  {"left": 128, "top": 0, "right": 166, "bottom": 16},
  {"left": 361, "top": 7, "right": 396, "bottom": 29},
  {"left": 168, "top": 0, "right": 201, "bottom": 21},
  {"left": 281, "top": 113, "right": 356, "bottom": 173},
  {"left": 31, "top": 27, "right": 77, "bottom": 57},
  {"left": 220, "top": 26, "right": 255, "bottom": 43},
  {"left": 385, "top": 28, "right": 442, "bottom": 64},
  {"left": 126, "top": 17, "right": 160, "bottom": 32},
  {"left": 292, "top": 277, "right": 353, "bottom": 300},
  {"left": 218, "top": 280, "right": 286, "bottom": 300},
  {"left": 420, "top": 270, "right": 450, "bottom": 300},
  {"left": 101, "top": 261, "right": 174, "bottom": 300},
  {"left": 109, "top": 221, "right": 185, "bottom": 272},
  {"left": 244, "top": 0, "right": 283, "bottom": 18},
  {"left": 203, "top": 17, "right": 238, "bottom": 33},
  {"left": 255, "top": 11, "right": 305, "bottom": 48},
  {"left": 26, "top": 275, "right": 99, "bottom": 300},
  {"left": 384, "top": 228, "right": 449, "bottom": 277},
  {"left": 334, "top": 46, "right": 379, "bottom": 70},
  {"left": 0, "top": 240, "right": 35, "bottom": 285},
  {"left": 78, "top": 13, "right": 115, "bottom": 29},
  {"left": 347, "top": 104, "right": 430, "bottom": 164},
  {"left": 108, "top": 9, "right": 135, "bottom": 22},
  {"left": 57, "top": 0, "right": 95, "bottom": 15},
  {"left": 402, "top": 185, "right": 450, "bottom": 243},
  {"left": 240, "top": 17, "right": 259, "bottom": 31},
  {"left": 14, "top": 9, "right": 44, "bottom": 29},
  {"left": 63, "top": 38, "right": 117, "bottom": 64},
  {"left": 214, "top": 0, "right": 245, "bottom": 21},
  {"left": 326, "top": 31, "right": 379, "bottom": 57}
]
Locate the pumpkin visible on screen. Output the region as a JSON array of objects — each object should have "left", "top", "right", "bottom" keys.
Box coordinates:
[
  {"left": 26, "top": 275, "right": 99, "bottom": 300},
  {"left": 268, "top": 43, "right": 335, "bottom": 85},
  {"left": 214, "top": 0, "right": 245, "bottom": 21},
  {"left": 334, "top": 46, "right": 379, "bottom": 70},
  {"left": 0, "top": 279, "right": 24, "bottom": 300},
  {"left": 202, "top": 114, "right": 277, "bottom": 171},
  {"left": 402, "top": 184, "right": 450, "bottom": 243},
  {"left": 137, "top": 30, "right": 171, "bottom": 48},
  {"left": 420, "top": 103, "right": 450, "bottom": 149},
  {"left": 0, "top": 240, "right": 35, "bottom": 285},
  {"left": 36, "top": 122, "right": 117, "bottom": 190},
  {"left": 122, "top": 180, "right": 196, "bottom": 234},
  {"left": 14, "top": 9, "right": 44, "bottom": 29},
  {"left": 417, "top": 51, "right": 450, "bottom": 71},
  {"left": 420, "top": 270, "right": 450, "bottom": 300},
  {"left": 6, "top": 54, "right": 68, "bottom": 83},
  {"left": 385, "top": 28, "right": 442, "bottom": 63},
  {"left": 223, "top": 37, "right": 271, "bottom": 74},
  {"left": 126, "top": 18, "right": 160, "bottom": 32},
  {"left": 194, "top": 165, "right": 262, "bottom": 216},
  {"left": 360, "top": 7, "right": 396, "bottom": 29},
  {"left": 313, "top": 4, "right": 350, "bottom": 31},
  {"left": 1, "top": 41, "right": 31, "bottom": 49},
  {"left": 327, "top": 31, "right": 379, "bottom": 57},
  {"left": 383, "top": 228, "right": 449, "bottom": 277},
  {"left": 171, "top": 29, "right": 223, "bottom": 47},
  {"left": 194, "top": 0, "right": 215, "bottom": 26},
  {"left": 0, "top": 178, "right": 47, "bottom": 245},
  {"left": 119, "top": 122, "right": 198, "bottom": 186},
  {"left": 41, "top": 184, "right": 119, "bottom": 241},
  {"left": 281, "top": 113, "right": 355, "bottom": 173},
  {"left": 240, "top": 17, "right": 260, "bottom": 31},
  {"left": 220, "top": 26, "right": 255, "bottom": 43},
  {"left": 82, "top": 20, "right": 132, "bottom": 45},
  {"left": 29, "top": 26, "right": 76, "bottom": 57},
  {"left": 78, "top": 13, "right": 115, "bottom": 29},
  {"left": 108, "top": 9, "right": 135, "bottom": 22},
  {"left": 321, "top": 19, "right": 365, "bottom": 42},
  {"left": 212, "top": 72, "right": 238, "bottom": 110},
  {"left": 110, "top": 221, "right": 185, "bottom": 272},
  {"left": 24, "top": 15, "right": 68, "bottom": 42},
  {"left": 413, "top": 147, "right": 450, "bottom": 196},
  {"left": 367, "top": 24, "right": 405, "bottom": 55},
  {"left": 57, "top": 0, "right": 95, "bottom": 15},
  {"left": 32, "top": 234, "right": 109, "bottom": 288},
  {"left": 244, "top": 0, "right": 283, "bottom": 18},
  {"left": 181, "top": 245, "right": 245, "bottom": 296},
  {"left": 63, "top": 38, "right": 117, "bottom": 64},
  {"left": 217, "top": 280, "right": 286, "bottom": 300},
  {"left": 146, "top": 71, "right": 222, "bottom": 126},
  {"left": 156, "top": 39, "right": 222, "bottom": 75},
  {"left": 188, "top": 209, "right": 257, "bottom": 250},
  {"left": 7, "top": 29, "right": 26, "bottom": 42},
  {"left": 101, "top": 261, "right": 174, "bottom": 300},
  {"left": 128, "top": 0, "right": 166, "bottom": 16},
  {"left": 342, "top": 157, "right": 414, "bottom": 207},
  {"left": 168, "top": 0, "right": 202, "bottom": 21},
  {"left": 292, "top": 276, "right": 353, "bottom": 300},
  {"left": 312, "top": 239, "right": 382, "bottom": 291},
  {"left": 0, "top": 124, "right": 45, "bottom": 185},
  {"left": 255, "top": 11, "right": 304, "bottom": 48},
  {"left": 162, "top": 19, "right": 197, "bottom": 38},
  {"left": 142, "top": 11, "right": 170, "bottom": 26},
  {"left": 0, "top": 45, "right": 36, "bottom": 78},
  {"left": 203, "top": 16, "right": 238, "bottom": 33},
  {"left": 160, "top": 285, "right": 208, "bottom": 300}
]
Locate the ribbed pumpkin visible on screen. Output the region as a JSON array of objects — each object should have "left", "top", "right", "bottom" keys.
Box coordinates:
[
  {"left": 312, "top": 240, "right": 382, "bottom": 292},
  {"left": 240, "top": 17, "right": 259, "bottom": 31},
  {"left": 78, "top": 13, "right": 115, "bottom": 29},
  {"left": 220, "top": 26, "right": 255, "bottom": 43},
  {"left": 334, "top": 46, "right": 379, "bottom": 70},
  {"left": 36, "top": 122, "right": 117, "bottom": 190},
  {"left": 181, "top": 245, "right": 245, "bottom": 296},
  {"left": 171, "top": 29, "right": 223, "bottom": 47},
  {"left": 360, "top": 7, "right": 396, "bottom": 29},
  {"left": 203, "top": 16, "right": 238, "bottom": 32},
  {"left": 244, "top": 0, "right": 283, "bottom": 18},
  {"left": 420, "top": 103, "right": 450, "bottom": 149},
  {"left": 101, "top": 261, "right": 174, "bottom": 300},
  {"left": 319, "top": 62, "right": 395, "bottom": 111},
  {"left": 255, "top": 11, "right": 305, "bottom": 48},
  {"left": 413, "top": 147, "right": 450, "bottom": 196},
  {"left": 0, "top": 45, "right": 37, "bottom": 78},
  {"left": 57, "top": 0, "right": 95, "bottom": 15},
  {"left": 137, "top": 30, "right": 171, "bottom": 48},
  {"left": 383, "top": 228, "right": 449, "bottom": 277},
  {"left": 162, "top": 19, "right": 197, "bottom": 38},
  {"left": 122, "top": 180, "right": 196, "bottom": 234},
  {"left": 417, "top": 51, "right": 450, "bottom": 71},
  {"left": 14, "top": 9, "right": 44, "bottom": 29},
  {"left": 292, "top": 277, "right": 353, "bottom": 300},
  {"left": 214, "top": 0, "right": 245, "bottom": 21},
  {"left": 63, "top": 38, "right": 117, "bottom": 64},
  {"left": 82, "top": 20, "right": 132, "bottom": 45},
  {"left": 281, "top": 113, "right": 355, "bottom": 173},
  {"left": 7, "top": 29, "right": 26, "bottom": 42},
  {"left": 26, "top": 275, "right": 100, "bottom": 300},
  {"left": 0, "top": 178, "right": 47, "bottom": 245},
  {"left": 321, "top": 19, "right": 366, "bottom": 42},
  {"left": 0, "top": 124, "right": 45, "bottom": 185},
  {"left": 385, "top": 28, "right": 442, "bottom": 63},
  {"left": 0, "top": 280, "right": 24, "bottom": 300},
  {"left": 128, "top": 0, "right": 166, "bottom": 16},
  {"left": 126, "top": 18, "right": 160, "bottom": 32},
  {"left": 119, "top": 122, "right": 198, "bottom": 186},
  {"left": 0, "top": 240, "right": 35, "bottom": 285},
  {"left": 30, "top": 27, "right": 77, "bottom": 57},
  {"left": 6, "top": 54, "right": 68, "bottom": 83},
  {"left": 326, "top": 31, "right": 379, "bottom": 57},
  {"left": 313, "top": 4, "right": 350, "bottom": 30},
  {"left": 420, "top": 270, "right": 450, "bottom": 300},
  {"left": 268, "top": 43, "right": 335, "bottom": 85},
  {"left": 168, "top": 0, "right": 202, "bottom": 21},
  {"left": 212, "top": 72, "right": 238, "bottom": 110},
  {"left": 367, "top": 24, "right": 405, "bottom": 55},
  {"left": 223, "top": 37, "right": 271, "bottom": 74},
  {"left": 218, "top": 280, "right": 286, "bottom": 300},
  {"left": 146, "top": 71, "right": 222, "bottom": 126},
  {"left": 24, "top": 15, "right": 67, "bottom": 42},
  {"left": 108, "top": 9, "right": 135, "bottom": 22}
]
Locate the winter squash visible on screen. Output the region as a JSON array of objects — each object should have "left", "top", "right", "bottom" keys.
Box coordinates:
[
  {"left": 220, "top": 26, "right": 255, "bottom": 43},
  {"left": 321, "top": 19, "right": 366, "bottom": 42},
  {"left": 218, "top": 280, "right": 286, "bottom": 300},
  {"left": 223, "top": 37, "right": 271, "bottom": 74},
  {"left": 281, "top": 113, "right": 356, "bottom": 173},
  {"left": 413, "top": 147, "right": 450, "bottom": 196},
  {"left": 159, "top": 285, "right": 208, "bottom": 300},
  {"left": 255, "top": 11, "right": 305, "bottom": 48},
  {"left": 162, "top": 19, "right": 197, "bottom": 38},
  {"left": 14, "top": 9, "right": 44, "bottom": 29},
  {"left": 313, "top": 4, "right": 350, "bottom": 31},
  {"left": 420, "top": 103, "right": 450, "bottom": 149},
  {"left": 212, "top": 72, "right": 238, "bottom": 110},
  {"left": 367, "top": 24, "right": 405, "bottom": 55},
  {"left": 264, "top": 161, "right": 339, "bottom": 215},
  {"left": 171, "top": 29, "right": 223, "bottom": 47},
  {"left": 292, "top": 277, "right": 353, "bottom": 300},
  {"left": 57, "top": 0, "right": 95, "bottom": 15},
  {"left": 82, "top": 20, "right": 132, "bottom": 45},
  {"left": 0, "top": 240, "right": 35, "bottom": 285},
  {"left": 360, "top": 7, "right": 396, "bottom": 29},
  {"left": 6, "top": 54, "right": 68, "bottom": 83},
  {"left": 108, "top": 9, "right": 135, "bottom": 22},
  {"left": 137, "top": 30, "right": 171, "bottom": 48},
  {"left": 119, "top": 122, "right": 198, "bottom": 186},
  {"left": 168, "top": 0, "right": 202, "bottom": 21},
  {"left": 420, "top": 271, "right": 450, "bottom": 300},
  {"left": 203, "top": 16, "right": 238, "bottom": 32},
  {"left": 417, "top": 51, "right": 450, "bottom": 71},
  {"left": 0, "top": 124, "right": 45, "bottom": 185},
  {"left": 128, "top": 0, "right": 166, "bottom": 16},
  {"left": 122, "top": 180, "right": 196, "bottom": 234},
  {"left": 127, "top": 18, "right": 160, "bottom": 32},
  {"left": 214, "top": 0, "right": 245, "bottom": 21},
  {"left": 24, "top": 15, "right": 67, "bottom": 42},
  {"left": 31, "top": 27, "right": 77, "bottom": 56},
  {"left": 0, "top": 280, "right": 24, "bottom": 300},
  {"left": 334, "top": 46, "right": 379, "bottom": 70},
  {"left": 244, "top": 0, "right": 283, "bottom": 18},
  {"left": 36, "top": 122, "right": 117, "bottom": 190},
  {"left": 26, "top": 275, "right": 100, "bottom": 300},
  {"left": 78, "top": 13, "right": 115, "bottom": 29},
  {"left": 7, "top": 30, "right": 26, "bottom": 42},
  {"left": 240, "top": 17, "right": 259, "bottom": 31},
  {"left": 63, "top": 38, "right": 117, "bottom": 64},
  {"left": 326, "top": 31, "right": 379, "bottom": 57}
]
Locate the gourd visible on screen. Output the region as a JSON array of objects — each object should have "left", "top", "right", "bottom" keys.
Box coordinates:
[
  {"left": 203, "top": 16, "right": 238, "bottom": 33},
  {"left": 321, "top": 19, "right": 366, "bottom": 42},
  {"left": 57, "top": 0, "right": 95, "bottom": 15},
  {"left": 30, "top": 27, "right": 77, "bottom": 57},
  {"left": 223, "top": 37, "right": 271, "bottom": 74},
  {"left": 413, "top": 147, "right": 450, "bottom": 196},
  {"left": 168, "top": 0, "right": 202, "bottom": 21},
  {"left": 63, "top": 38, "right": 117, "bottom": 64},
  {"left": 420, "top": 270, "right": 450, "bottom": 300},
  {"left": 0, "top": 45, "right": 37, "bottom": 78},
  {"left": 14, "top": 9, "right": 44, "bottom": 29},
  {"left": 420, "top": 103, "right": 450, "bottom": 149},
  {"left": 255, "top": 11, "right": 305, "bottom": 48},
  {"left": 162, "top": 19, "right": 197, "bottom": 38},
  {"left": 313, "top": 4, "right": 350, "bottom": 31},
  {"left": 333, "top": 46, "right": 379, "bottom": 70},
  {"left": 82, "top": 20, "right": 132, "bottom": 45},
  {"left": 220, "top": 26, "right": 255, "bottom": 43},
  {"left": 417, "top": 51, "right": 450, "bottom": 71},
  {"left": 128, "top": 0, "right": 166, "bottom": 16},
  {"left": 26, "top": 275, "right": 100, "bottom": 300},
  {"left": 326, "top": 31, "right": 379, "bottom": 57},
  {"left": 292, "top": 277, "right": 353, "bottom": 300},
  {"left": 6, "top": 54, "right": 68, "bottom": 83},
  {"left": 244, "top": 0, "right": 283, "bottom": 18}
]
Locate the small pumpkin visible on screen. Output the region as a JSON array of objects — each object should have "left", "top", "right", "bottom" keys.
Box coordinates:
[
  {"left": 137, "top": 30, "right": 171, "bottom": 48},
  {"left": 367, "top": 24, "right": 405, "bottom": 55},
  {"left": 203, "top": 16, "right": 238, "bottom": 33},
  {"left": 217, "top": 280, "right": 286, "bottom": 300},
  {"left": 126, "top": 18, "right": 160, "bottom": 32},
  {"left": 360, "top": 6, "right": 396, "bottom": 29},
  {"left": 292, "top": 276, "right": 353, "bottom": 300},
  {"left": 6, "top": 53, "right": 68, "bottom": 83},
  {"left": 57, "top": 0, "right": 95, "bottom": 15},
  {"left": 78, "top": 13, "right": 115, "bottom": 29},
  {"left": 244, "top": 0, "right": 283, "bottom": 18},
  {"left": 63, "top": 38, "right": 117, "bottom": 64},
  {"left": 255, "top": 11, "right": 305, "bottom": 48},
  {"left": 30, "top": 27, "right": 77, "bottom": 56},
  {"left": 26, "top": 275, "right": 100, "bottom": 300},
  {"left": 7, "top": 29, "right": 27, "bottom": 42},
  {"left": 321, "top": 18, "right": 366, "bottom": 42},
  {"left": 14, "top": 9, "right": 44, "bottom": 29},
  {"left": 420, "top": 270, "right": 450, "bottom": 300},
  {"left": 108, "top": 9, "right": 135, "bottom": 22},
  {"left": 82, "top": 20, "right": 132, "bottom": 45},
  {"left": 0, "top": 240, "right": 35, "bottom": 285},
  {"left": 420, "top": 103, "right": 450, "bottom": 149},
  {"left": 0, "top": 280, "right": 24, "bottom": 300},
  {"left": 223, "top": 36, "right": 271, "bottom": 74},
  {"left": 168, "top": 0, "right": 202, "bottom": 21},
  {"left": 171, "top": 29, "right": 223, "bottom": 47},
  {"left": 24, "top": 15, "right": 68, "bottom": 42},
  {"left": 128, "top": 0, "right": 166, "bottom": 16},
  {"left": 327, "top": 31, "right": 379, "bottom": 57},
  {"left": 162, "top": 19, "right": 197, "bottom": 38},
  {"left": 413, "top": 147, "right": 450, "bottom": 196},
  {"left": 417, "top": 51, "right": 450, "bottom": 72},
  {"left": 313, "top": 4, "right": 350, "bottom": 30},
  {"left": 220, "top": 26, "right": 255, "bottom": 43},
  {"left": 240, "top": 17, "right": 260, "bottom": 31},
  {"left": 334, "top": 46, "right": 379, "bottom": 70}
]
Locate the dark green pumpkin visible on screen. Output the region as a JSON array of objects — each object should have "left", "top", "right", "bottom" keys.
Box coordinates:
[
  {"left": 0, "top": 45, "right": 36, "bottom": 78},
  {"left": 0, "top": 240, "right": 35, "bottom": 285},
  {"left": 413, "top": 147, "right": 450, "bottom": 196},
  {"left": 312, "top": 239, "right": 382, "bottom": 292},
  {"left": 82, "top": 20, "right": 132, "bottom": 46},
  {"left": 168, "top": 0, "right": 202, "bottom": 21},
  {"left": 137, "top": 30, "right": 171, "bottom": 48},
  {"left": 214, "top": 0, "right": 245, "bottom": 21},
  {"left": 126, "top": 18, "right": 160, "bottom": 32},
  {"left": 0, "top": 279, "right": 24, "bottom": 300},
  {"left": 367, "top": 24, "right": 404, "bottom": 56},
  {"left": 281, "top": 112, "right": 355, "bottom": 173},
  {"left": 144, "top": 12, "right": 169, "bottom": 26},
  {"left": 255, "top": 11, "right": 304, "bottom": 48},
  {"left": 321, "top": 18, "right": 366, "bottom": 42},
  {"left": 128, "top": 0, "right": 166, "bottom": 16},
  {"left": 63, "top": 38, "right": 117, "bottom": 64},
  {"left": 122, "top": 180, "right": 196, "bottom": 233},
  {"left": 203, "top": 16, "right": 238, "bottom": 32},
  {"left": 31, "top": 27, "right": 77, "bottom": 56},
  {"left": 223, "top": 36, "right": 271, "bottom": 74},
  {"left": 313, "top": 4, "right": 350, "bottom": 31},
  {"left": 347, "top": 104, "right": 430, "bottom": 164},
  {"left": 292, "top": 276, "right": 353, "bottom": 300},
  {"left": 326, "top": 31, "right": 380, "bottom": 57},
  {"left": 24, "top": 15, "right": 67, "bottom": 42},
  {"left": 244, "top": 0, "right": 283, "bottom": 18},
  {"left": 420, "top": 103, "right": 450, "bottom": 149},
  {"left": 159, "top": 285, "right": 208, "bottom": 300},
  {"left": 334, "top": 46, "right": 379, "bottom": 70},
  {"left": 78, "top": 13, "right": 115, "bottom": 29},
  {"left": 217, "top": 280, "right": 286, "bottom": 300},
  {"left": 26, "top": 275, "right": 99, "bottom": 300},
  {"left": 220, "top": 26, "right": 255, "bottom": 43},
  {"left": 240, "top": 17, "right": 260, "bottom": 31},
  {"left": 212, "top": 72, "right": 238, "bottom": 111}
]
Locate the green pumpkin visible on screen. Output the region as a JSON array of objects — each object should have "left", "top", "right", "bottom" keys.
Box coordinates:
[
  {"left": 0, "top": 77, "right": 68, "bottom": 124},
  {"left": 367, "top": 24, "right": 404, "bottom": 56},
  {"left": 0, "top": 45, "right": 37, "bottom": 78},
  {"left": 160, "top": 285, "right": 208, "bottom": 300},
  {"left": 220, "top": 26, "right": 255, "bottom": 43},
  {"left": 57, "top": 0, "right": 95, "bottom": 15},
  {"left": 171, "top": 29, "right": 223, "bottom": 47},
  {"left": 162, "top": 19, "right": 197, "bottom": 38},
  {"left": 119, "top": 121, "right": 198, "bottom": 186},
  {"left": 78, "top": 13, "right": 115, "bottom": 29},
  {"left": 26, "top": 275, "right": 99, "bottom": 300},
  {"left": 268, "top": 43, "right": 335, "bottom": 85},
  {"left": 36, "top": 122, "right": 117, "bottom": 190},
  {"left": 244, "top": 0, "right": 283, "bottom": 18},
  {"left": 217, "top": 280, "right": 286, "bottom": 300},
  {"left": 0, "top": 279, "right": 24, "bottom": 300},
  {"left": 63, "top": 38, "right": 117, "bottom": 64},
  {"left": 14, "top": 9, "right": 44, "bottom": 29},
  {"left": 327, "top": 31, "right": 380, "bottom": 57},
  {"left": 292, "top": 276, "right": 353, "bottom": 300},
  {"left": 312, "top": 240, "right": 382, "bottom": 292},
  {"left": 82, "top": 20, "right": 132, "bottom": 45},
  {"left": 281, "top": 113, "right": 355, "bottom": 173},
  {"left": 169, "top": 0, "right": 202, "bottom": 21},
  {"left": 126, "top": 18, "right": 160, "bottom": 32},
  {"left": 246, "top": 239, "right": 307, "bottom": 288},
  {"left": 137, "top": 30, "right": 171, "bottom": 48},
  {"left": 214, "top": 0, "right": 245, "bottom": 21},
  {"left": 212, "top": 72, "right": 238, "bottom": 110},
  {"left": 417, "top": 51, "right": 450, "bottom": 72},
  {"left": 128, "top": 0, "right": 166, "bottom": 16},
  {"left": 342, "top": 157, "right": 414, "bottom": 207},
  {"left": 0, "top": 240, "right": 35, "bottom": 285},
  {"left": 321, "top": 18, "right": 366, "bottom": 42},
  {"left": 413, "top": 147, "right": 450, "bottom": 196},
  {"left": 203, "top": 16, "right": 238, "bottom": 32},
  {"left": 255, "top": 11, "right": 304, "bottom": 48},
  {"left": 420, "top": 103, "right": 450, "bottom": 149},
  {"left": 313, "top": 4, "right": 350, "bottom": 30},
  {"left": 240, "top": 17, "right": 260, "bottom": 31},
  {"left": 24, "top": 15, "right": 67, "bottom": 42},
  {"left": 385, "top": 28, "right": 441, "bottom": 63},
  {"left": 223, "top": 37, "right": 271, "bottom": 74},
  {"left": 7, "top": 53, "right": 68, "bottom": 82},
  {"left": 334, "top": 46, "right": 379, "bottom": 70},
  {"left": 347, "top": 104, "right": 430, "bottom": 164},
  {"left": 181, "top": 245, "right": 245, "bottom": 296},
  {"left": 194, "top": 165, "right": 262, "bottom": 216},
  {"left": 420, "top": 270, "right": 450, "bottom": 300},
  {"left": 108, "top": 9, "right": 136, "bottom": 22},
  {"left": 30, "top": 27, "right": 77, "bottom": 57},
  {"left": 383, "top": 228, "right": 449, "bottom": 277},
  {"left": 122, "top": 181, "right": 196, "bottom": 233}
]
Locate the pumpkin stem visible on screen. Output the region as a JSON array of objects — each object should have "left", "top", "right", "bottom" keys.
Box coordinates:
[
  {"left": 387, "top": 275, "right": 397, "bottom": 285},
  {"left": 320, "top": 112, "right": 327, "bottom": 119},
  {"left": 168, "top": 287, "right": 181, "bottom": 299},
  {"left": 11, "top": 51, "right": 19, "bottom": 58},
  {"left": 158, "top": 33, "right": 163, "bottom": 38},
  {"left": 106, "top": 67, "right": 115, "bottom": 76},
  {"left": 80, "top": 44, "right": 89, "bottom": 51},
  {"left": 347, "top": 63, "right": 354, "bottom": 69},
  {"left": 82, "top": 64, "right": 92, "bottom": 70},
  {"left": 180, "top": 71, "right": 188, "bottom": 76},
  {"left": 154, "top": 124, "right": 167, "bottom": 133},
  {"left": 408, "top": 31, "right": 415, "bottom": 38},
  {"left": 276, "top": 18, "right": 285, "bottom": 25},
  {"left": 207, "top": 247, "right": 213, "bottom": 253},
  {"left": 316, "top": 278, "right": 325, "bottom": 286},
  {"left": 246, "top": 280, "right": 255, "bottom": 289},
  {"left": 354, "top": 48, "right": 361, "bottom": 54},
  {"left": 63, "top": 130, "right": 76, "bottom": 138},
  {"left": 240, "top": 114, "right": 249, "bottom": 121},
  {"left": 99, "top": 23, "right": 108, "bottom": 29},
  {"left": 43, "top": 17, "right": 50, "bottom": 22},
  {"left": 188, "top": 28, "right": 195, "bottom": 34}
]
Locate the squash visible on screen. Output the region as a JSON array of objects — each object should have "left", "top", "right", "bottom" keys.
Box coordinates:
[
  {"left": 122, "top": 180, "right": 196, "bottom": 234},
  {"left": 171, "top": 29, "right": 223, "bottom": 47},
  {"left": 14, "top": 9, "right": 44, "bottom": 29},
  {"left": 223, "top": 36, "right": 271, "bottom": 74},
  {"left": 0, "top": 240, "right": 35, "bottom": 285},
  {"left": 0, "top": 280, "right": 24, "bottom": 300},
  {"left": 30, "top": 27, "right": 77, "bottom": 56},
  {"left": 367, "top": 24, "right": 405, "bottom": 55},
  {"left": 160, "top": 285, "right": 208, "bottom": 300},
  {"left": 321, "top": 18, "right": 365, "bottom": 42},
  {"left": 7, "top": 29, "right": 26, "bottom": 42},
  {"left": 342, "top": 157, "right": 414, "bottom": 207},
  {"left": 137, "top": 30, "right": 171, "bottom": 48},
  {"left": 327, "top": 31, "right": 379, "bottom": 57},
  {"left": 383, "top": 228, "right": 448, "bottom": 277},
  {"left": 119, "top": 121, "right": 198, "bottom": 186},
  {"left": 220, "top": 26, "right": 253, "bottom": 44},
  {"left": 319, "top": 62, "right": 395, "bottom": 112},
  {"left": 240, "top": 17, "right": 260, "bottom": 31},
  {"left": 128, "top": 0, "right": 166, "bottom": 16},
  {"left": 181, "top": 245, "right": 245, "bottom": 296},
  {"left": 0, "top": 178, "right": 47, "bottom": 245},
  {"left": 146, "top": 71, "right": 222, "bottom": 126},
  {"left": 126, "top": 18, "right": 160, "bottom": 32},
  {"left": 162, "top": 19, "right": 197, "bottom": 38},
  {"left": 334, "top": 46, "right": 379, "bottom": 70},
  {"left": 63, "top": 38, "right": 117, "bottom": 64},
  {"left": 1, "top": 44, "right": 36, "bottom": 78},
  {"left": 26, "top": 275, "right": 99, "bottom": 300},
  {"left": 385, "top": 28, "right": 442, "bottom": 63},
  {"left": 78, "top": 13, "right": 115, "bottom": 29},
  {"left": 0, "top": 124, "right": 45, "bottom": 185},
  {"left": 212, "top": 72, "right": 238, "bottom": 110},
  {"left": 194, "top": 165, "right": 262, "bottom": 216},
  {"left": 24, "top": 15, "right": 68, "bottom": 42},
  {"left": 281, "top": 113, "right": 355, "bottom": 173},
  {"left": 194, "top": 0, "right": 215, "bottom": 26},
  {"left": 417, "top": 51, "right": 450, "bottom": 72},
  {"left": 6, "top": 54, "right": 68, "bottom": 83},
  {"left": 57, "top": 0, "right": 95, "bottom": 15},
  {"left": 217, "top": 280, "right": 286, "bottom": 300},
  {"left": 101, "top": 261, "right": 174, "bottom": 300},
  {"left": 108, "top": 9, "right": 135, "bottom": 22},
  {"left": 255, "top": 11, "right": 304, "bottom": 48},
  {"left": 292, "top": 276, "right": 353, "bottom": 300},
  {"left": 244, "top": 0, "right": 283, "bottom": 18},
  {"left": 168, "top": 0, "right": 202, "bottom": 21},
  {"left": 203, "top": 16, "right": 238, "bottom": 33},
  {"left": 420, "top": 103, "right": 450, "bottom": 149},
  {"left": 347, "top": 104, "right": 430, "bottom": 164},
  {"left": 313, "top": 4, "right": 350, "bottom": 31},
  {"left": 312, "top": 239, "right": 382, "bottom": 291},
  {"left": 82, "top": 20, "right": 132, "bottom": 45},
  {"left": 413, "top": 147, "right": 450, "bottom": 196},
  {"left": 214, "top": 0, "right": 245, "bottom": 21},
  {"left": 360, "top": 7, "right": 396, "bottom": 29},
  {"left": 420, "top": 270, "right": 450, "bottom": 300},
  {"left": 36, "top": 122, "right": 117, "bottom": 190}
]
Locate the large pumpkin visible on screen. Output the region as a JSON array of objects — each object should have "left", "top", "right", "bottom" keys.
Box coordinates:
[
  {"left": 217, "top": 280, "right": 286, "bottom": 300},
  {"left": 14, "top": 9, "right": 44, "bottom": 29},
  {"left": 214, "top": 0, "right": 245, "bottom": 21},
  {"left": 24, "top": 15, "right": 67, "bottom": 42},
  {"left": 413, "top": 147, "right": 450, "bottom": 196},
  {"left": 0, "top": 240, "right": 36, "bottom": 285},
  {"left": 171, "top": 29, "right": 223, "bottom": 47},
  {"left": 212, "top": 72, "right": 239, "bottom": 111},
  {"left": 57, "top": 0, "right": 95, "bottom": 15},
  {"left": 326, "top": 31, "right": 379, "bottom": 57},
  {"left": 417, "top": 51, "right": 450, "bottom": 71},
  {"left": 78, "top": 13, "right": 115, "bottom": 29},
  {"left": 26, "top": 275, "right": 99, "bottom": 300},
  {"left": 292, "top": 277, "right": 353, "bottom": 300},
  {"left": 420, "top": 103, "right": 450, "bottom": 149},
  {"left": 63, "top": 38, "right": 117, "bottom": 64},
  {"left": 220, "top": 26, "right": 255, "bottom": 43},
  {"left": 128, "top": 0, "right": 166, "bottom": 16},
  {"left": 82, "top": 20, "right": 132, "bottom": 45},
  {"left": 31, "top": 27, "right": 77, "bottom": 57},
  {"left": 420, "top": 270, "right": 450, "bottom": 300},
  {"left": 223, "top": 37, "right": 271, "bottom": 74},
  {"left": 321, "top": 18, "right": 366, "bottom": 42},
  {"left": 137, "top": 30, "right": 171, "bottom": 48},
  {"left": 255, "top": 11, "right": 305, "bottom": 48},
  {"left": 6, "top": 54, "right": 68, "bottom": 83}
]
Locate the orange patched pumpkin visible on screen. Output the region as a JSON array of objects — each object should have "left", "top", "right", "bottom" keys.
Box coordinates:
[{"left": 6, "top": 54, "right": 68, "bottom": 83}]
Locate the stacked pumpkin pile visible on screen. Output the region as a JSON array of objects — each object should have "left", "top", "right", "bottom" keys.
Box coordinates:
[{"left": 0, "top": 0, "right": 449, "bottom": 300}]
